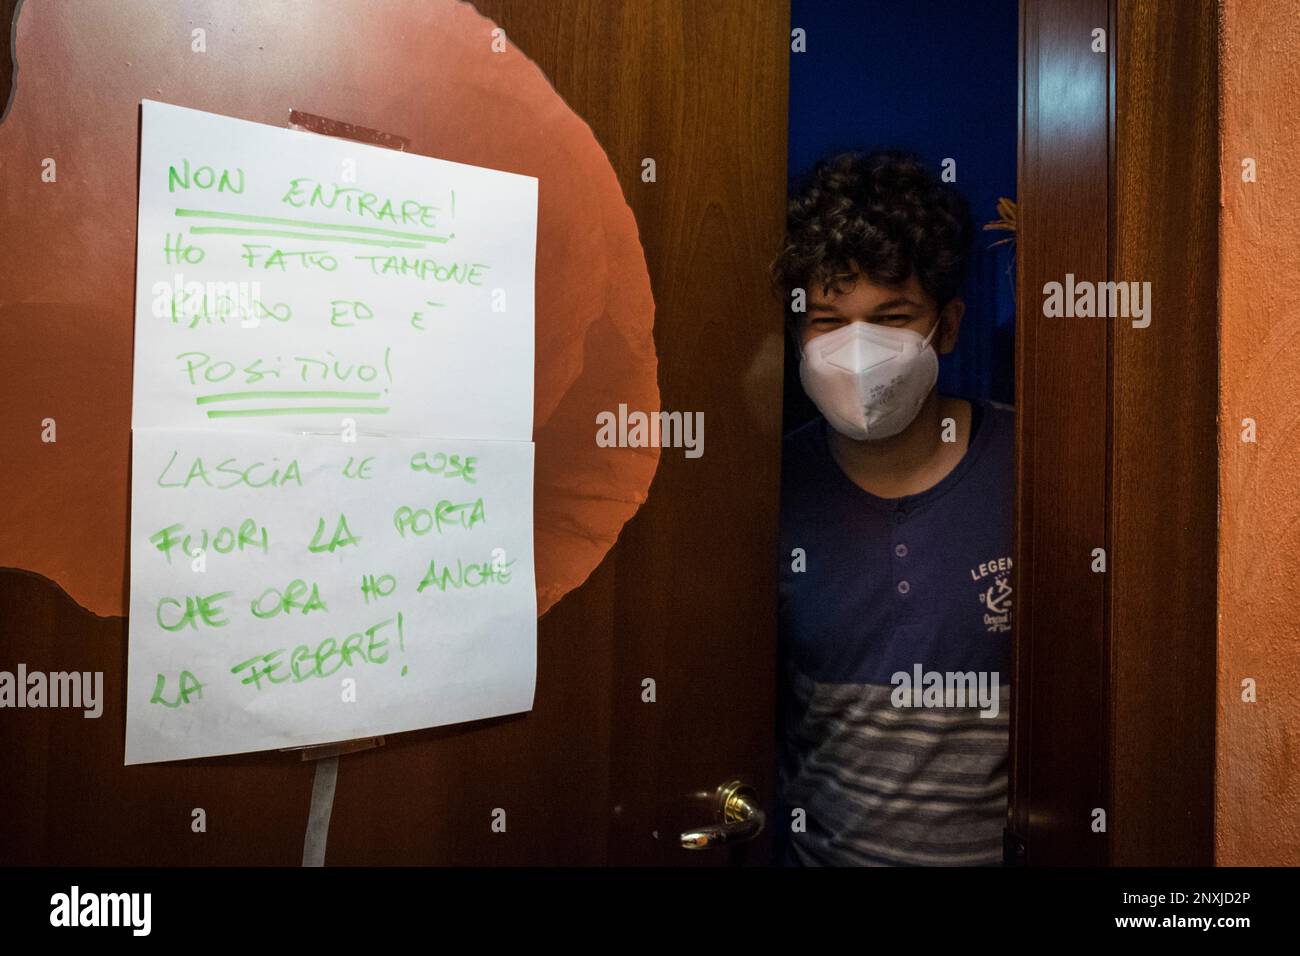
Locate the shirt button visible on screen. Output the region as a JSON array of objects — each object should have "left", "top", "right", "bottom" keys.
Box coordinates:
[
  {"left": 895, "top": 543, "right": 908, "bottom": 558},
  {"left": 897, "top": 580, "right": 910, "bottom": 595}
]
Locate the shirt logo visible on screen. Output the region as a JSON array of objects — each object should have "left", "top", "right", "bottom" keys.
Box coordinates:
[{"left": 970, "top": 557, "right": 1013, "bottom": 634}]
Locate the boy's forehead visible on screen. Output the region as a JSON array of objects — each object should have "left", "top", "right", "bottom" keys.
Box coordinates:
[{"left": 808, "top": 272, "right": 930, "bottom": 311}]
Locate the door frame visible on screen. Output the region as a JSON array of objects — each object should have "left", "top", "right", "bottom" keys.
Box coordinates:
[{"left": 1010, "top": 0, "right": 1218, "bottom": 865}]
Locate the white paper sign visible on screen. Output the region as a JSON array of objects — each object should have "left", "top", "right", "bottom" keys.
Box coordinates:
[
  {"left": 132, "top": 100, "right": 537, "bottom": 440},
  {"left": 126, "top": 101, "right": 538, "bottom": 764},
  {"left": 126, "top": 429, "right": 536, "bottom": 764}
]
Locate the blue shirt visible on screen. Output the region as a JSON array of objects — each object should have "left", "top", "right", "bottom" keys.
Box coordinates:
[{"left": 775, "top": 399, "right": 1014, "bottom": 865}]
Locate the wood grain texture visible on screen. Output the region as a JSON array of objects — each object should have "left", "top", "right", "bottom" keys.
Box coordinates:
[
  {"left": 470, "top": 0, "right": 789, "bottom": 866},
  {"left": 1013, "top": 0, "right": 1217, "bottom": 866},
  {"left": 0, "top": 568, "right": 312, "bottom": 864},
  {"left": 1109, "top": 0, "right": 1216, "bottom": 866},
  {"left": 1013, "top": 0, "right": 1112, "bottom": 867}
]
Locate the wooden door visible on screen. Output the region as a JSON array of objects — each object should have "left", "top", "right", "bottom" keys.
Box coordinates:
[
  {"left": 1010, "top": 0, "right": 1217, "bottom": 865},
  {"left": 0, "top": 0, "right": 788, "bottom": 865}
]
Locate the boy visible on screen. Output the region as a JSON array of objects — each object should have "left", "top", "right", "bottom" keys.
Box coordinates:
[{"left": 771, "top": 150, "right": 1013, "bottom": 866}]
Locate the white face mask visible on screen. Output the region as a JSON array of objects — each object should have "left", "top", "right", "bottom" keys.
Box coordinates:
[{"left": 798, "top": 320, "right": 940, "bottom": 440}]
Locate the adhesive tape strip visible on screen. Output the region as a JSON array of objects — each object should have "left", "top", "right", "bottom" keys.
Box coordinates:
[
  {"left": 302, "top": 755, "right": 340, "bottom": 867},
  {"left": 287, "top": 108, "right": 411, "bottom": 151}
]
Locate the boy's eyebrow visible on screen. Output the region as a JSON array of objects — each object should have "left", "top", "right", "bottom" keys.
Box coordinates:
[
  {"left": 806, "top": 295, "right": 926, "bottom": 315},
  {"left": 870, "top": 296, "right": 926, "bottom": 312}
]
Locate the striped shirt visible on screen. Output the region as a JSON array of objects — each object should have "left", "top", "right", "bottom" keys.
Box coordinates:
[{"left": 775, "top": 399, "right": 1014, "bottom": 866}]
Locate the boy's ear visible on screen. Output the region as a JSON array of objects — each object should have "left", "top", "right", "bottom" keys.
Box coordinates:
[{"left": 936, "top": 298, "right": 965, "bottom": 355}]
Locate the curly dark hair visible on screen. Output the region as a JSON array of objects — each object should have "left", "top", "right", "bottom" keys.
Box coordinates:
[{"left": 770, "top": 149, "right": 975, "bottom": 325}]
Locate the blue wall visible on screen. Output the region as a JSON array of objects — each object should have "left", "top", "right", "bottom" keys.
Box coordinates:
[{"left": 786, "top": 0, "right": 1018, "bottom": 418}]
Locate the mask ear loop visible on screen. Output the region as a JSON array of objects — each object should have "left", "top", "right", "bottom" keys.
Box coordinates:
[{"left": 920, "top": 318, "right": 941, "bottom": 349}]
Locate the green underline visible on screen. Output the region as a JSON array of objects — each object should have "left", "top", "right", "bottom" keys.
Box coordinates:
[
  {"left": 206, "top": 406, "right": 391, "bottom": 418},
  {"left": 187, "top": 226, "right": 425, "bottom": 248},
  {"left": 175, "top": 208, "right": 451, "bottom": 243},
  {"left": 196, "top": 390, "right": 383, "bottom": 405}
]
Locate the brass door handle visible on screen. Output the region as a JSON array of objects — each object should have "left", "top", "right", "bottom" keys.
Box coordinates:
[{"left": 681, "top": 780, "right": 766, "bottom": 850}]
